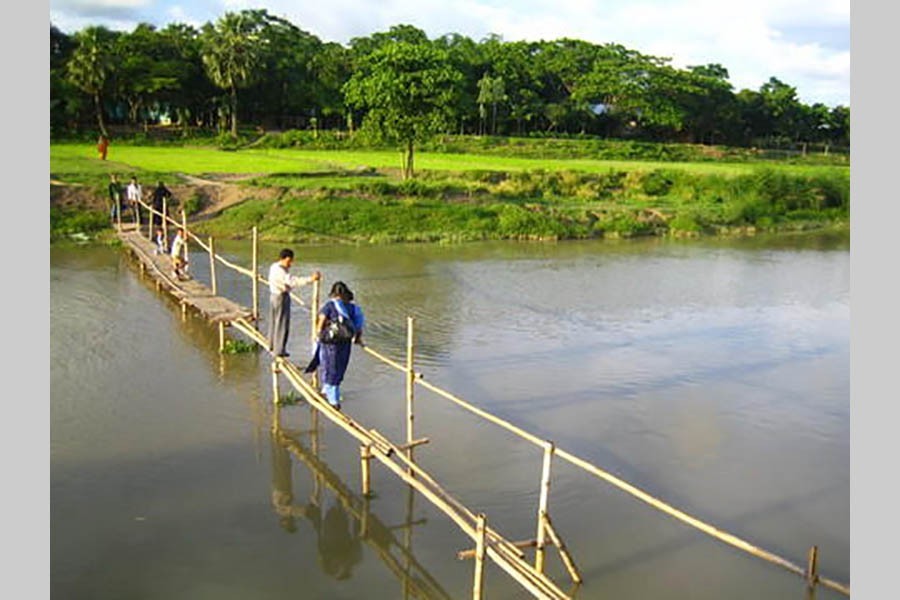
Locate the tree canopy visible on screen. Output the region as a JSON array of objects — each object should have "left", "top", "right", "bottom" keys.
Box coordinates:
[{"left": 50, "top": 12, "right": 850, "bottom": 152}]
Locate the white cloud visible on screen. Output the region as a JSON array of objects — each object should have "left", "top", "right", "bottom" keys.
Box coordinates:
[{"left": 54, "top": 0, "right": 151, "bottom": 10}]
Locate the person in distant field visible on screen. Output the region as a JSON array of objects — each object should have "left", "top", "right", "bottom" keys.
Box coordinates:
[
  {"left": 267, "top": 248, "right": 320, "bottom": 358},
  {"left": 150, "top": 180, "right": 173, "bottom": 227},
  {"left": 305, "top": 281, "right": 365, "bottom": 410},
  {"left": 169, "top": 227, "right": 189, "bottom": 280},
  {"left": 126, "top": 176, "right": 143, "bottom": 224},
  {"left": 107, "top": 174, "right": 124, "bottom": 221},
  {"left": 97, "top": 134, "right": 109, "bottom": 160}
]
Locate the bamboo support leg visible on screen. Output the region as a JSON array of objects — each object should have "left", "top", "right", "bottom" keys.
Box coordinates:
[
  {"left": 271, "top": 362, "right": 281, "bottom": 406},
  {"left": 473, "top": 513, "right": 487, "bottom": 600},
  {"left": 806, "top": 546, "right": 819, "bottom": 588},
  {"left": 406, "top": 316, "right": 415, "bottom": 464},
  {"left": 535, "top": 441, "right": 555, "bottom": 574},
  {"left": 543, "top": 514, "right": 582, "bottom": 584},
  {"left": 361, "top": 445, "right": 372, "bottom": 497},
  {"left": 218, "top": 322, "right": 225, "bottom": 353},
  {"left": 252, "top": 226, "right": 259, "bottom": 321},
  {"left": 209, "top": 237, "right": 217, "bottom": 296},
  {"left": 310, "top": 278, "right": 320, "bottom": 389},
  {"left": 162, "top": 198, "right": 168, "bottom": 245}
]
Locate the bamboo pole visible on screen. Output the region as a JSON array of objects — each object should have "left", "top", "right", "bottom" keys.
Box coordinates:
[
  {"left": 543, "top": 514, "right": 582, "bottom": 584},
  {"left": 361, "top": 445, "right": 372, "bottom": 497},
  {"left": 116, "top": 197, "right": 122, "bottom": 232},
  {"left": 311, "top": 277, "right": 320, "bottom": 389},
  {"left": 181, "top": 210, "right": 187, "bottom": 260},
  {"left": 218, "top": 322, "right": 225, "bottom": 353},
  {"left": 208, "top": 237, "right": 218, "bottom": 296},
  {"left": 806, "top": 546, "right": 819, "bottom": 588},
  {"left": 406, "top": 316, "right": 415, "bottom": 461},
  {"left": 162, "top": 197, "right": 168, "bottom": 245},
  {"left": 415, "top": 378, "right": 547, "bottom": 448},
  {"left": 252, "top": 226, "right": 259, "bottom": 321},
  {"left": 271, "top": 362, "right": 280, "bottom": 406},
  {"left": 552, "top": 447, "right": 816, "bottom": 583},
  {"left": 473, "top": 513, "right": 487, "bottom": 600},
  {"left": 535, "top": 441, "right": 554, "bottom": 574},
  {"left": 363, "top": 346, "right": 411, "bottom": 373},
  {"left": 147, "top": 200, "right": 153, "bottom": 240}
]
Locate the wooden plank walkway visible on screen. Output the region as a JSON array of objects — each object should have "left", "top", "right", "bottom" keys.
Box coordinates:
[{"left": 117, "top": 227, "right": 253, "bottom": 324}]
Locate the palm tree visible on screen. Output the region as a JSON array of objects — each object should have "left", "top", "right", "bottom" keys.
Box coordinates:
[
  {"left": 66, "top": 26, "right": 116, "bottom": 137},
  {"left": 200, "top": 12, "right": 264, "bottom": 139}
]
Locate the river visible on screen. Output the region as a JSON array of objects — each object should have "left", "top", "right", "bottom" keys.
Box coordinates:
[{"left": 50, "top": 231, "right": 849, "bottom": 599}]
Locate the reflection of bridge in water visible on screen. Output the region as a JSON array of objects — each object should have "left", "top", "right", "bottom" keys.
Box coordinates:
[
  {"left": 114, "top": 195, "right": 851, "bottom": 599},
  {"left": 270, "top": 424, "right": 453, "bottom": 599}
]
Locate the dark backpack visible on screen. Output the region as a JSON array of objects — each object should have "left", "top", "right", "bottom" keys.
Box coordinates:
[{"left": 319, "top": 301, "right": 356, "bottom": 344}]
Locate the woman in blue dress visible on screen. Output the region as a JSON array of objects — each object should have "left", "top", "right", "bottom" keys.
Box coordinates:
[{"left": 306, "top": 281, "right": 365, "bottom": 410}]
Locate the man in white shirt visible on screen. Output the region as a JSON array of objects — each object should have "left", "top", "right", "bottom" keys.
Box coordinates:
[
  {"left": 126, "top": 176, "right": 143, "bottom": 224},
  {"left": 268, "top": 248, "right": 320, "bottom": 357}
]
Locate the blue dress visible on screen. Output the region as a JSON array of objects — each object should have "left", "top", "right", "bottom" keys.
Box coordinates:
[{"left": 314, "top": 300, "right": 364, "bottom": 389}]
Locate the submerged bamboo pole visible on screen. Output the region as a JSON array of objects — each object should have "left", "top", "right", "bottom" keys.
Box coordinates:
[
  {"left": 208, "top": 237, "right": 217, "bottom": 296},
  {"left": 535, "top": 441, "right": 554, "bottom": 574},
  {"left": 252, "top": 226, "right": 259, "bottom": 321},
  {"left": 473, "top": 513, "right": 487, "bottom": 600}
]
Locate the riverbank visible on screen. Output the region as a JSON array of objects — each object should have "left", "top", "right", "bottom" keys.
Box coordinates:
[{"left": 49, "top": 142, "right": 849, "bottom": 244}]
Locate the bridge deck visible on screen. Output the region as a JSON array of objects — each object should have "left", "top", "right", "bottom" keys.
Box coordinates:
[{"left": 117, "top": 227, "right": 253, "bottom": 324}]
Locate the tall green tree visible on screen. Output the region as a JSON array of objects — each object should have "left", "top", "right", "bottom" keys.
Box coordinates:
[
  {"left": 200, "top": 12, "right": 265, "bottom": 138},
  {"left": 477, "top": 73, "right": 506, "bottom": 135},
  {"left": 65, "top": 26, "right": 117, "bottom": 137},
  {"left": 343, "top": 40, "right": 461, "bottom": 178}
]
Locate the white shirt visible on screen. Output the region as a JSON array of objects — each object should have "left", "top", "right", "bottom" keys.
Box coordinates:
[
  {"left": 126, "top": 182, "right": 142, "bottom": 202},
  {"left": 268, "top": 262, "right": 311, "bottom": 295},
  {"left": 170, "top": 233, "right": 186, "bottom": 258}
]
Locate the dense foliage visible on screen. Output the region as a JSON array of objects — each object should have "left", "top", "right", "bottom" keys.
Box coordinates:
[{"left": 51, "top": 12, "right": 849, "bottom": 154}]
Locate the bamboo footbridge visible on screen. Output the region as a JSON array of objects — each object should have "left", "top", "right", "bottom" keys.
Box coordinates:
[{"left": 114, "top": 197, "right": 850, "bottom": 599}]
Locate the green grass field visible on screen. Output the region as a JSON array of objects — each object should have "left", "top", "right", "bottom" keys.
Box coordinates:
[
  {"left": 49, "top": 142, "right": 850, "bottom": 244},
  {"left": 50, "top": 143, "right": 848, "bottom": 181}
]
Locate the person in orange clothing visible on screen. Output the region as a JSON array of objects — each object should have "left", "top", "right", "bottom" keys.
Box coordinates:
[{"left": 97, "top": 134, "right": 109, "bottom": 160}]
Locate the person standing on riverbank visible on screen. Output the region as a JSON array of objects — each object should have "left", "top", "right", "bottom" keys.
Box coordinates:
[
  {"left": 150, "top": 180, "right": 172, "bottom": 227},
  {"left": 126, "top": 176, "right": 143, "bottom": 224},
  {"left": 107, "top": 174, "right": 123, "bottom": 221},
  {"left": 267, "top": 249, "right": 320, "bottom": 358}
]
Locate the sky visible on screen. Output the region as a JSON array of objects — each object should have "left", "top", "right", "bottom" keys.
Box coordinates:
[{"left": 48, "top": 0, "right": 850, "bottom": 108}]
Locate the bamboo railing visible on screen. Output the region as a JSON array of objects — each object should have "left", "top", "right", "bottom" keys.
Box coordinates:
[{"left": 118, "top": 196, "right": 850, "bottom": 598}]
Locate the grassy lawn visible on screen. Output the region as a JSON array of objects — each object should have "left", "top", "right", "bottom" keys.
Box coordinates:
[
  {"left": 50, "top": 143, "right": 848, "bottom": 182},
  {"left": 49, "top": 142, "right": 849, "bottom": 244}
]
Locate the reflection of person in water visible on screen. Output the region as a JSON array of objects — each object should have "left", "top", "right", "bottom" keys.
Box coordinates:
[
  {"left": 310, "top": 493, "right": 363, "bottom": 580},
  {"left": 269, "top": 431, "right": 363, "bottom": 579},
  {"left": 270, "top": 429, "right": 300, "bottom": 533}
]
